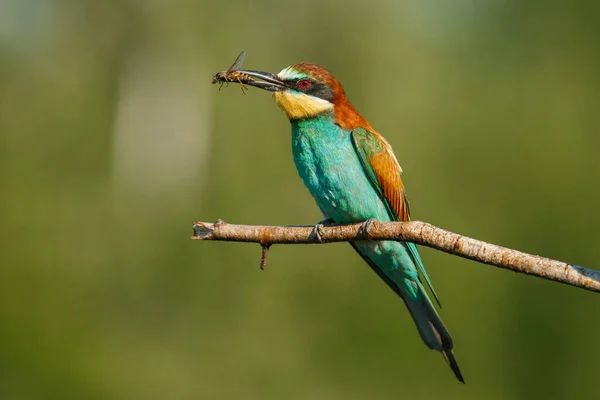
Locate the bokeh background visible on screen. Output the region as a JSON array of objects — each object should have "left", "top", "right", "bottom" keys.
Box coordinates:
[{"left": 1, "top": 0, "right": 599, "bottom": 399}]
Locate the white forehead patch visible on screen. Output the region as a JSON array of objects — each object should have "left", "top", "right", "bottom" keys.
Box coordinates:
[{"left": 277, "top": 66, "right": 308, "bottom": 81}]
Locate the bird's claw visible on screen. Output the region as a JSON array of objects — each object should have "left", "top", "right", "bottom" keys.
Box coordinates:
[
  {"left": 358, "top": 218, "right": 376, "bottom": 240},
  {"left": 309, "top": 218, "right": 335, "bottom": 243}
]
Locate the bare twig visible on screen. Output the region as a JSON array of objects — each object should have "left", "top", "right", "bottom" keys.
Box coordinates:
[
  {"left": 192, "top": 220, "right": 600, "bottom": 294},
  {"left": 260, "top": 245, "right": 270, "bottom": 270}
]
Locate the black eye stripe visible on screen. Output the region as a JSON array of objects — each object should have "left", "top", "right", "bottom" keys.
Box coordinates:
[
  {"left": 306, "top": 83, "right": 334, "bottom": 102},
  {"left": 283, "top": 79, "right": 334, "bottom": 102}
]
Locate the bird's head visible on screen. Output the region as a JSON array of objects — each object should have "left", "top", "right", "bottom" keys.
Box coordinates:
[{"left": 238, "top": 63, "right": 373, "bottom": 130}]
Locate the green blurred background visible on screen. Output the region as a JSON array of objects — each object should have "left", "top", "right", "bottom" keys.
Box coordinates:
[{"left": 1, "top": 0, "right": 599, "bottom": 399}]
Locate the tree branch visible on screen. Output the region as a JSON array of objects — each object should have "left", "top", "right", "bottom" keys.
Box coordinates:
[{"left": 192, "top": 219, "right": 600, "bottom": 294}]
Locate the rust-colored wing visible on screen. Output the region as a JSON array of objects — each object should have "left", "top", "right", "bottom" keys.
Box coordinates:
[
  {"left": 351, "top": 127, "right": 410, "bottom": 221},
  {"left": 351, "top": 127, "right": 441, "bottom": 306}
]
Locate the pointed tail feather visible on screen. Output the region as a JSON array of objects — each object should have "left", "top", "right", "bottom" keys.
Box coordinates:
[
  {"left": 442, "top": 349, "right": 465, "bottom": 383},
  {"left": 347, "top": 243, "right": 464, "bottom": 382},
  {"left": 405, "top": 283, "right": 465, "bottom": 383}
]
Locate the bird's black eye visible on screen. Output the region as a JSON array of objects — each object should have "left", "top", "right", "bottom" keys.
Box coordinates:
[{"left": 298, "top": 79, "right": 311, "bottom": 89}]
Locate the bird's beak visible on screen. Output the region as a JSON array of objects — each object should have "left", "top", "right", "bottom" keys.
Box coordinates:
[{"left": 235, "top": 70, "right": 286, "bottom": 92}]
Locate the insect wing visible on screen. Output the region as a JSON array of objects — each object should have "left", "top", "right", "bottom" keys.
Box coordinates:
[{"left": 227, "top": 51, "right": 246, "bottom": 72}]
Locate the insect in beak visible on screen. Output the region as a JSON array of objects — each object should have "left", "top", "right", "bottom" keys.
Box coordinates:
[{"left": 212, "top": 51, "right": 286, "bottom": 93}]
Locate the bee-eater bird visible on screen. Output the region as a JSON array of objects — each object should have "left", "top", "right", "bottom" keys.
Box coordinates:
[{"left": 231, "top": 62, "right": 464, "bottom": 383}]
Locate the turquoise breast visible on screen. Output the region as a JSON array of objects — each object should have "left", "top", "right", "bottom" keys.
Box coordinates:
[
  {"left": 290, "top": 115, "right": 420, "bottom": 287},
  {"left": 291, "top": 115, "right": 392, "bottom": 223}
]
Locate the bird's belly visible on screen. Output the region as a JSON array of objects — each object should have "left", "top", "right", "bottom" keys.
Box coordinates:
[
  {"left": 292, "top": 125, "right": 391, "bottom": 223},
  {"left": 296, "top": 143, "right": 417, "bottom": 278},
  {"left": 291, "top": 120, "right": 420, "bottom": 286}
]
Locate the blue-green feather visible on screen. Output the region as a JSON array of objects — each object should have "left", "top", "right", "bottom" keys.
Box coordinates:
[
  {"left": 350, "top": 127, "right": 441, "bottom": 307},
  {"left": 289, "top": 111, "right": 462, "bottom": 382}
]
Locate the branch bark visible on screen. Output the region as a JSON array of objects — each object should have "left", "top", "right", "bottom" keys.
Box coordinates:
[{"left": 192, "top": 219, "right": 600, "bottom": 294}]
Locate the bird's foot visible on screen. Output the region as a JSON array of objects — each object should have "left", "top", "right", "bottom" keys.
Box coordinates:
[
  {"left": 358, "top": 218, "right": 377, "bottom": 240},
  {"left": 309, "top": 218, "right": 336, "bottom": 243}
]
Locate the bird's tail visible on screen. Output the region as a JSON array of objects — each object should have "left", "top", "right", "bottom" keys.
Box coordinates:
[{"left": 404, "top": 282, "right": 465, "bottom": 383}]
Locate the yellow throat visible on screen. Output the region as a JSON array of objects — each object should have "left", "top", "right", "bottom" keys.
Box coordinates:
[{"left": 273, "top": 91, "right": 334, "bottom": 120}]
